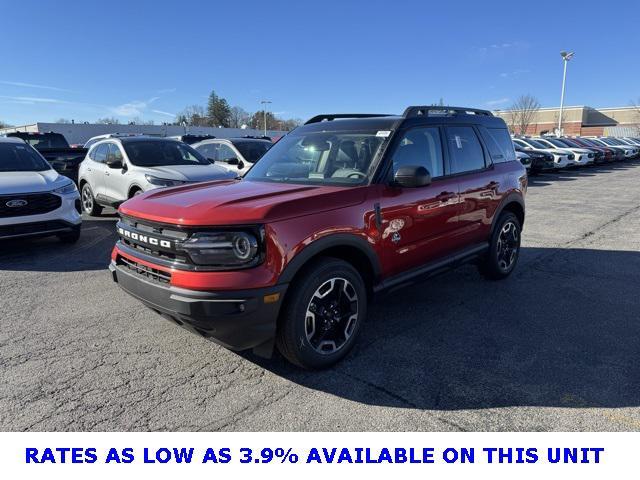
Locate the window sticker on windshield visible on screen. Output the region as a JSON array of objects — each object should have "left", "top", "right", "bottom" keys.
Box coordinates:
[
  {"left": 376, "top": 130, "right": 391, "bottom": 138},
  {"left": 455, "top": 135, "right": 463, "bottom": 149}
]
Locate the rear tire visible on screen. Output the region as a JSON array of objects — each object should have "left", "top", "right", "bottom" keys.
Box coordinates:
[
  {"left": 81, "top": 183, "right": 102, "bottom": 216},
  {"left": 479, "top": 211, "right": 521, "bottom": 280},
  {"left": 276, "top": 258, "right": 367, "bottom": 369},
  {"left": 57, "top": 225, "right": 81, "bottom": 244}
]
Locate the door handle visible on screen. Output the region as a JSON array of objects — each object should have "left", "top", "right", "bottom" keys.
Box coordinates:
[
  {"left": 487, "top": 181, "right": 499, "bottom": 190},
  {"left": 436, "top": 192, "right": 457, "bottom": 202},
  {"left": 105, "top": 171, "right": 110, "bottom": 176}
]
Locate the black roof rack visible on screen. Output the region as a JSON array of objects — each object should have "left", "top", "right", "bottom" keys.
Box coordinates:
[
  {"left": 304, "top": 113, "right": 392, "bottom": 125},
  {"left": 403, "top": 106, "right": 493, "bottom": 118}
]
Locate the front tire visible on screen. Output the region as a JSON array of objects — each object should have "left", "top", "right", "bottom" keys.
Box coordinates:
[
  {"left": 479, "top": 211, "right": 521, "bottom": 280},
  {"left": 276, "top": 258, "right": 367, "bottom": 369},
  {"left": 81, "top": 183, "right": 102, "bottom": 216}
]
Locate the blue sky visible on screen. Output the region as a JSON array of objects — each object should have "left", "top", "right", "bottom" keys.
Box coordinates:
[{"left": 1, "top": 0, "right": 638, "bottom": 125}]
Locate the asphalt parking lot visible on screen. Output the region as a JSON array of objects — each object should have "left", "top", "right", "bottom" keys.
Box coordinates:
[{"left": 1, "top": 161, "right": 639, "bottom": 432}]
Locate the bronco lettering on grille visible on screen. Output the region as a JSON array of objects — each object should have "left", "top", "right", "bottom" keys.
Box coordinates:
[{"left": 118, "top": 227, "right": 172, "bottom": 249}]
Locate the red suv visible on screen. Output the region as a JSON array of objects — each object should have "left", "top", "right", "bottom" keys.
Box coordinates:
[{"left": 110, "top": 106, "right": 527, "bottom": 368}]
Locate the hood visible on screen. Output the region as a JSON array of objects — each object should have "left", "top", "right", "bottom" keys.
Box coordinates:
[
  {"left": 544, "top": 149, "right": 570, "bottom": 156},
  {"left": 143, "top": 164, "right": 237, "bottom": 182},
  {"left": 567, "top": 148, "right": 593, "bottom": 154},
  {"left": 119, "top": 179, "right": 368, "bottom": 225},
  {"left": 0, "top": 169, "right": 68, "bottom": 194}
]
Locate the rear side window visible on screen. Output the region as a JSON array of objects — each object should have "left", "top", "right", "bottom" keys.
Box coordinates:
[
  {"left": 194, "top": 143, "right": 217, "bottom": 160},
  {"left": 480, "top": 127, "right": 517, "bottom": 163},
  {"left": 391, "top": 127, "right": 444, "bottom": 178},
  {"left": 93, "top": 143, "right": 108, "bottom": 163},
  {"left": 445, "top": 126, "right": 486, "bottom": 174},
  {"left": 108, "top": 143, "right": 124, "bottom": 162},
  {"left": 217, "top": 144, "right": 237, "bottom": 162}
]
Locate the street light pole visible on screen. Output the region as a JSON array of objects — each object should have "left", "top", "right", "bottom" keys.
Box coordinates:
[
  {"left": 260, "top": 100, "right": 272, "bottom": 137},
  {"left": 558, "top": 51, "right": 575, "bottom": 135}
]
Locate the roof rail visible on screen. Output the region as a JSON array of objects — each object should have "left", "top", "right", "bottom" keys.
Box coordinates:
[
  {"left": 403, "top": 106, "right": 494, "bottom": 118},
  {"left": 304, "top": 113, "right": 392, "bottom": 125}
]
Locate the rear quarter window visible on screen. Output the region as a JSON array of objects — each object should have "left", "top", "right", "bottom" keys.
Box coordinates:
[{"left": 480, "top": 127, "right": 517, "bottom": 163}]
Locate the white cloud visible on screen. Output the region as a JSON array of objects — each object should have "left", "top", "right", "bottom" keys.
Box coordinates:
[
  {"left": 485, "top": 98, "right": 510, "bottom": 107},
  {"left": 0, "top": 81, "right": 72, "bottom": 92},
  {"left": 110, "top": 97, "right": 159, "bottom": 117},
  {"left": 499, "top": 69, "right": 530, "bottom": 79},
  {"left": 0, "top": 95, "right": 68, "bottom": 104},
  {"left": 151, "top": 109, "right": 175, "bottom": 117}
]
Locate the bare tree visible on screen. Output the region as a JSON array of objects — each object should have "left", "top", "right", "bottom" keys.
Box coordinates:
[
  {"left": 229, "top": 106, "right": 250, "bottom": 128},
  {"left": 96, "top": 117, "right": 121, "bottom": 125},
  {"left": 175, "top": 105, "right": 207, "bottom": 126},
  {"left": 509, "top": 94, "right": 541, "bottom": 135}
]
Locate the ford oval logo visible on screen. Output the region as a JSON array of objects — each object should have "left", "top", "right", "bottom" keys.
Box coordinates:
[{"left": 6, "top": 199, "right": 28, "bottom": 208}]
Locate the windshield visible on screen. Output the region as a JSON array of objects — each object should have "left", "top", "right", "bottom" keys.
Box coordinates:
[
  {"left": 579, "top": 138, "right": 598, "bottom": 147},
  {"left": 524, "top": 139, "right": 549, "bottom": 149},
  {"left": 232, "top": 140, "right": 271, "bottom": 163},
  {"left": 560, "top": 138, "right": 581, "bottom": 148},
  {"left": 0, "top": 143, "right": 51, "bottom": 172},
  {"left": 123, "top": 140, "right": 210, "bottom": 167},
  {"left": 545, "top": 138, "right": 570, "bottom": 148},
  {"left": 14, "top": 133, "right": 69, "bottom": 149},
  {"left": 244, "top": 130, "right": 387, "bottom": 186}
]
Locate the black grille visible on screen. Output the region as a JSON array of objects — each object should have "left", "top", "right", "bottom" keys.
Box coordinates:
[
  {"left": 118, "top": 216, "right": 190, "bottom": 265},
  {"left": 117, "top": 255, "right": 172, "bottom": 284},
  {"left": 0, "top": 193, "right": 62, "bottom": 218},
  {"left": 121, "top": 238, "right": 190, "bottom": 264},
  {"left": 0, "top": 220, "right": 70, "bottom": 238}
]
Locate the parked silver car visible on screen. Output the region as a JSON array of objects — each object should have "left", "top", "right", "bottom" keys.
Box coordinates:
[{"left": 77, "top": 136, "right": 236, "bottom": 216}]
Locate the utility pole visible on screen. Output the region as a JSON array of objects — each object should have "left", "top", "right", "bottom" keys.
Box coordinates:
[
  {"left": 558, "top": 51, "right": 575, "bottom": 135},
  {"left": 261, "top": 100, "right": 272, "bottom": 137}
]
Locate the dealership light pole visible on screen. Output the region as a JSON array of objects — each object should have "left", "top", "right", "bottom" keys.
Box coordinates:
[
  {"left": 557, "top": 51, "right": 575, "bottom": 135},
  {"left": 261, "top": 100, "right": 272, "bottom": 137}
]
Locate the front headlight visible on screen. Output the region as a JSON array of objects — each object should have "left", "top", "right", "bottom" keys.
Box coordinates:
[
  {"left": 178, "top": 231, "right": 261, "bottom": 267},
  {"left": 145, "top": 175, "right": 186, "bottom": 187},
  {"left": 53, "top": 181, "right": 78, "bottom": 195}
]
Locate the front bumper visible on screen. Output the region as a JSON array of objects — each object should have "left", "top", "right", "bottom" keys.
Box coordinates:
[
  {"left": 109, "top": 260, "right": 288, "bottom": 354},
  {"left": 0, "top": 191, "right": 81, "bottom": 239}
]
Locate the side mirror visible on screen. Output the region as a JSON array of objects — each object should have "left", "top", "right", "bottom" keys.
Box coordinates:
[
  {"left": 106, "top": 157, "right": 123, "bottom": 169},
  {"left": 393, "top": 165, "right": 431, "bottom": 188},
  {"left": 237, "top": 160, "right": 245, "bottom": 170},
  {"left": 206, "top": 157, "right": 216, "bottom": 164},
  {"left": 225, "top": 157, "right": 239, "bottom": 165}
]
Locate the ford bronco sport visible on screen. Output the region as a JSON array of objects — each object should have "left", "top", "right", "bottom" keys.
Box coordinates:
[{"left": 109, "top": 106, "right": 526, "bottom": 369}]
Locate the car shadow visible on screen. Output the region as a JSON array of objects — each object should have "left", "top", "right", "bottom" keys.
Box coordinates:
[
  {"left": 0, "top": 216, "right": 118, "bottom": 272},
  {"left": 247, "top": 246, "right": 640, "bottom": 411},
  {"left": 528, "top": 160, "right": 639, "bottom": 188}
]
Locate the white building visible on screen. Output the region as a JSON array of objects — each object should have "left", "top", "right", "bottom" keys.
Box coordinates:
[{"left": 0, "top": 122, "right": 287, "bottom": 145}]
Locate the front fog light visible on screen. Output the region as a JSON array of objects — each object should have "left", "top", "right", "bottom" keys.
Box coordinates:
[{"left": 179, "top": 231, "right": 260, "bottom": 266}]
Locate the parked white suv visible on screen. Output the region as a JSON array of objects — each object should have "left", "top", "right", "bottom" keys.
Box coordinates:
[
  {"left": 191, "top": 137, "right": 272, "bottom": 176},
  {"left": 78, "top": 137, "right": 236, "bottom": 216},
  {"left": 512, "top": 137, "right": 575, "bottom": 168},
  {"left": 0, "top": 137, "right": 81, "bottom": 242},
  {"left": 535, "top": 137, "right": 595, "bottom": 166}
]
